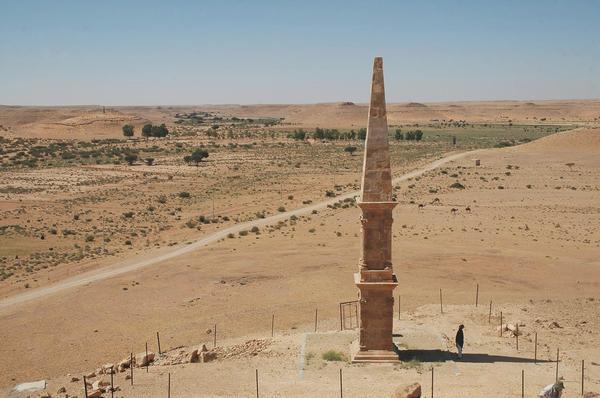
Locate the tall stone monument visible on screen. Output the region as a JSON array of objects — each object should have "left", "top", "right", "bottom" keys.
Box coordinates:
[{"left": 352, "top": 57, "right": 399, "bottom": 363}]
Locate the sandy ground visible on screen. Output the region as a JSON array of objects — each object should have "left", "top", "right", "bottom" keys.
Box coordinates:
[
  {"left": 0, "top": 149, "right": 477, "bottom": 310},
  {"left": 4, "top": 300, "right": 600, "bottom": 397},
  {"left": 0, "top": 127, "right": 599, "bottom": 396}
]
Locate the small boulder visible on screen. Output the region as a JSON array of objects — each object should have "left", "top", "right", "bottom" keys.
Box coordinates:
[
  {"left": 88, "top": 388, "right": 103, "bottom": 398},
  {"left": 102, "top": 363, "right": 115, "bottom": 374},
  {"left": 392, "top": 382, "right": 421, "bottom": 398},
  {"left": 200, "top": 350, "right": 217, "bottom": 363},
  {"left": 57, "top": 386, "right": 66, "bottom": 393},
  {"left": 136, "top": 351, "right": 155, "bottom": 367},
  {"left": 188, "top": 349, "right": 199, "bottom": 363}
]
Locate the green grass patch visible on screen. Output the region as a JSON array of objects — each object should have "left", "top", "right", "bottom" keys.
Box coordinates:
[{"left": 322, "top": 350, "right": 346, "bottom": 362}]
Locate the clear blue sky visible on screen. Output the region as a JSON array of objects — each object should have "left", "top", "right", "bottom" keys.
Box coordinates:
[{"left": 1, "top": 0, "right": 599, "bottom": 105}]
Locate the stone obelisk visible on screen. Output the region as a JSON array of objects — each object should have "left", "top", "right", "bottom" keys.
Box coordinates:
[{"left": 352, "top": 57, "right": 399, "bottom": 363}]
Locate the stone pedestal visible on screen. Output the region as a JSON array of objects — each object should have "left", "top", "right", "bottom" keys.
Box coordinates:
[{"left": 353, "top": 274, "right": 398, "bottom": 362}]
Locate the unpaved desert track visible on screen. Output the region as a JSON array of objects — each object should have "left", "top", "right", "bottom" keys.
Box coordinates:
[{"left": 0, "top": 149, "right": 482, "bottom": 311}]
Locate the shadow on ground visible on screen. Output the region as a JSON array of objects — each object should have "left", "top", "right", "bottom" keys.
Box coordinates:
[{"left": 394, "top": 347, "right": 551, "bottom": 364}]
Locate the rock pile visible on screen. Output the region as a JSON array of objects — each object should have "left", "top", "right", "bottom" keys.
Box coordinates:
[
  {"left": 497, "top": 322, "right": 524, "bottom": 337},
  {"left": 158, "top": 344, "right": 217, "bottom": 366},
  {"left": 214, "top": 339, "right": 270, "bottom": 359}
]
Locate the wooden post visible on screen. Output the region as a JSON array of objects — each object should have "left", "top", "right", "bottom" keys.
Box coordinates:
[
  {"left": 475, "top": 284, "right": 479, "bottom": 307},
  {"left": 255, "top": 369, "right": 259, "bottom": 398},
  {"left": 271, "top": 313, "right": 275, "bottom": 338},
  {"left": 582, "top": 359, "right": 585, "bottom": 396},
  {"left": 500, "top": 311, "right": 503, "bottom": 337},
  {"left": 314, "top": 308, "right": 318, "bottom": 333},
  {"left": 339, "top": 303, "right": 343, "bottom": 331},
  {"left": 83, "top": 375, "right": 88, "bottom": 398},
  {"left": 439, "top": 289, "right": 443, "bottom": 314},
  {"left": 398, "top": 295, "right": 401, "bottom": 320},
  {"left": 214, "top": 324, "right": 217, "bottom": 348},
  {"left": 168, "top": 372, "right": 171, "bottom": 398},
  {"left": 339, "top": 368, "right": 343, "bottom": 398},
  {"left": 130, "top": 352, "right": 134, "bottom": 385},
  {"left": 431, "top": 367, "right": 434, "bottom": 398},
  {"left": 555, "top": 348, "right": 559, "bottom": 382},
  {"left": 521, "top": 369, "right": 524, "bottom": 398},
  {"left": 516, "top": 324, "right": 519, "bottom": 351},
  {"left": 157, "top": 331, "right": 162, "bottom": 355},
  {"left": 146, "top": 342, "right": 149, "bottom": 373},
  {"left": 488, "top": 300, "right": 492, "bottom": 323},
  {"left": 110, "top": 366, "right": 114, "bottom": 398},
  {"left": 534, "top": 333, "right": 537, "bottom": 364}
]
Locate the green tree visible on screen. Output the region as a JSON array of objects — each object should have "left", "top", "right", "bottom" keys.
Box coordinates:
[
  {"left": 141, "top": 124, "right": 152, "bottom": 139},
  {"left": 344, "top": 145, "right": 357, "bottom": 156},
  {"left": 291, "top": 130, "right": 306, "bottom": 140},
  {"left": 394, "top": 129, "right": 404, "bottom": 140},
  {"left": 313, "top": 127, "right": 325, "bottom": 140},
  {"left": 415, "top": 130, "right": 423, "bottom": 141},
  {"left": 186, "top": 149, "right": 209, "bottom": 166},
  {"left": 150, "top": 123, "right": 169, "bottom": 138},
  {"left": 357, "top": 128, "right": 367, "bottom": 140},
  {"left": 122, "top": 124, "right": 134, "bottom": 138},
  {"left": 124, "top": 153, "right": 138, "bottom": 165}
]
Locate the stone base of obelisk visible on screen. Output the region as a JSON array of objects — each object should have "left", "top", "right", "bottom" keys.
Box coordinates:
[
  {"left": 352, "top": 273, "right": 399, "bottom": 363},
  {"left": 352, "top": 349, "right": 400, "bottom": 363}
]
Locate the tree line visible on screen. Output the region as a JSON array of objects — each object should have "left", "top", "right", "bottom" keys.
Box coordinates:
[
  {"left": 288, "top": 127, "right": 424, "bottom": 141},
  {"left": 122, "top": 123, "right": 169, "bottom": 138}
]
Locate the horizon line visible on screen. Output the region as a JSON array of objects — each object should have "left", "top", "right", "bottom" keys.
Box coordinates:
[{"left": 2, "top": 97, "right": 600, "bottom": 108}]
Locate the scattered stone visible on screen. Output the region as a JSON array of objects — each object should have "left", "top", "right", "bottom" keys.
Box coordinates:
[
  {"left": 88, "top": 388, "right": 103, "bottom": 398},
  {"left": 200, "top": 349, "right": 217, "bottom": 363},
  {"left": 584, "top": 393, "right": 600, "bottom": 398},
  {"left": 136, "top": 351, "right": 155, "bottom": 367},
  {"left": 392, "top": 382, "right": 422, "bottom": 398},
  {"left": 57, "top": 386, "right": 66, "bottom": 393},
  {"left": 548, "top": 321, "right": 562, "bottom": 329},
  {"left": 497, "top": 323, "right": 521, "bottom": 336},
  {"left": 70, "top": 376, "right": 80, "bottom": 383},
  {"left": 85, "top": 371, "right": 96, "bottom": 379},
  {"left": 213, "top": 339, "right": 270, "bottom": 360},
  {"left": 102, "top": 363, "right": 115, "bottom": 374},
  {"left": 91, "top": 380, "right": 103, "bottom": 391},
  {"left": 188, "top": 349, "right": 199, "bottom": 363},
  {"left": 117, "top": 357, "right": 132, "bottom": 372}
]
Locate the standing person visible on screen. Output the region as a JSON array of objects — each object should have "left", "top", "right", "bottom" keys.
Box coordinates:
[{"left": 455, "top": 324, "right": 465, "bottom": 359}]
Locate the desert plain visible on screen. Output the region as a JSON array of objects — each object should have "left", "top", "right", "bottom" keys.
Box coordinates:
[{"left": 1, "top": 100, "right": 600, "bottom": 397}]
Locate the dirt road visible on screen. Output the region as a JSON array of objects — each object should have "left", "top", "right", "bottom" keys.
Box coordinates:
[{"left": 0, "top": 149, "right": 482, "bottom": 311}]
